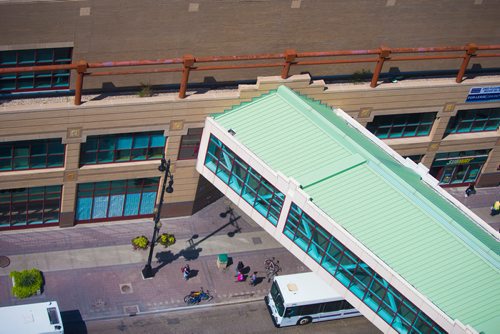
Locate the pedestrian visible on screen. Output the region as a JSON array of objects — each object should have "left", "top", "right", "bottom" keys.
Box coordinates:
[
  {"left": 235, "top": 261, "right": 244, "bottom": 276},
  {"left": 250, "top": 272, "right": 257, "bottom": 286},
  {"left": 490, "top": 200, "right": 500, "bottom": 216},
  {"left": 237, "top": 272, "right": 245, "bottom": 282},
  {"left": 465, "top": 183, "right": 476, "bottom": 197},
  {"left": 182, "top": 264, "right": 190, "bottom": 281}
]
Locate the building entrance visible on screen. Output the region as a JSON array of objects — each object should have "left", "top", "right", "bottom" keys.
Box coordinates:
[{"left": 429, "top": 150, "right": 490, "bottom": 186}]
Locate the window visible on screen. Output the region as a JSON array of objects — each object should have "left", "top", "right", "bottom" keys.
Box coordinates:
[
  {"left": 204, "top": 134, "right": 285, "bottom": 226},
  {"left": 445, "top": 108, "right": 500, "bottom": 134},
  {"left": 0, "top": 139, "right": 65, "bottom": 171},
  {"left": 80, "top": 132, "right": 165, "bottom": 166},
  {"left": 0, "top": 47, "right": 72, "bottom": 93},
  {"left": 366, "top": 113, "right": 436, "bottom": 139},
  {"left": 282, "top": 202, "right": 445, "bottom": 334},
  {"left": 178, "top": 128, "right": 203, "bottom": 160},
  {"left": 0, "top": 186, "right": 62, "bottom": 229},
  {"left": 75, "top": 178, "right": 159, "bottom": 222}
]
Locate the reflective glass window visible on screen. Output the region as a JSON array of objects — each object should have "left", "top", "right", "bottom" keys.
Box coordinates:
[
  {"left": 446, "top": 108, "right": 500, "bottom": 134},
  {"left": 0, "top": 47, "right": 72, "bottom": 92},
  {"left": 0, "top": 139, "right": 65, "bottom": 172},
  {"left": 80, "top": 132, "right": 166, "bottom": 165},
  {"left": 366, "top": 112, "right": 437, "bottom": 139}
]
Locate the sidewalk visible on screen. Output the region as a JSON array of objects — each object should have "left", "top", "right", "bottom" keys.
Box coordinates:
[
  {"left": 0, "top": 187, "right": 498, "bottom": 323},
  {"left": 0, "top": 198, "right": 309, "bottom": 322}
]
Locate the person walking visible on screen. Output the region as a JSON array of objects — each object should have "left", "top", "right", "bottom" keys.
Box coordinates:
[
  {"left": 235, "top": 261, "right": 244, "bottom": 276},
  {"left": 465, "top": 183, "right": 476, "bottom": 197},
  {"left": 236, "top": 271, "right": 245, "bottom": 282},
  {"left": 249, "top": 272, "right": 257, "bottom": 286},
  {"left": 491, "top": 200, "right": 500, "bottom": 216},
  {"left": 182, "top": 264, "right": 190, "bottom": 281}
]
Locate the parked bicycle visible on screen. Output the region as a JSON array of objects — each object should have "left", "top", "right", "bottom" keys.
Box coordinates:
[
  {"left": 184, "top": 287, "right": 213, "bottom": 305},
  {"left": 264, "top": 257, "right": 281, "bottom": 282}
]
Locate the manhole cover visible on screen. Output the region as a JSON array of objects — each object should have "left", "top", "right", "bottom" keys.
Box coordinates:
[
  {"left": 124, "top": 305, "right": 139, "bottom": 315},
  {"left": 120, "top": 283, "right": 133, "bottom": 294},
  {"left": 0, "top": 256, "right": 10, "bottom": 268},
  {"left": 252, "top": 237, "right": 262, "bottom": 245}
]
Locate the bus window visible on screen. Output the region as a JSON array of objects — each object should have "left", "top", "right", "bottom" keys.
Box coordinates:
[
  {"left": 341, "top": 301, "right": 355, "bottom": 310},
  {"left": 323, "top": 300, "right": 344, "bottom": 312},
  {"left": 284, "top": 306, "right": 299, "bottom": 318},
  {"left": 270, "top": 281, "right": 285, "bottom": 316},
  {"left": 299, "top": 303, "right": 323, "bottom": 315}
]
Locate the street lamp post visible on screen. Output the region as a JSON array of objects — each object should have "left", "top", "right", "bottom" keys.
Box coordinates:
[{"left": 142, "top": 157, "right": 174, "bottom": 279}]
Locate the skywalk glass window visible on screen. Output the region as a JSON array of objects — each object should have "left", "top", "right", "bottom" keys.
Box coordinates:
[
  {"left": 0, "top": 47, "right": 72, "bottom": 93},
  {"left": 75, "top": 178, "right": 159, "bottom": 222},
  {"left": 283, "top": 202, "right": 445, "bottom": 334},
  {"left": 0, "top": 186, "right": 62, "bottom": 229},
  {"left": 0, "top": 139, "right": 65, "bottom": 171},
  {"left": 80, "top": 132, "right": 165, "bottom": 166},
  {"left": 204, "top": 134, "right": 284, "bottom": 226},
  {"left": 178, "top": 128, "right": 203, "bottom": 160},
  {"left": 366, "top": 112, "right": 437, "bottom": 139},
  {"left": 445, "top": 108, "right": 500, "bottom": 134}
]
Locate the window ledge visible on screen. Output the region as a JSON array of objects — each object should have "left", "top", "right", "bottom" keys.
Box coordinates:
[
  {"left": 0, "top": 167, "right": 65, "bottom": 176},
  {"left": 441, "top": 131, "right": 499, "bottom": 142},
  {"left": 79, "top": 160, "right": 160, "bottom": 170},
  {"left": 380, "top": 136, "right": 431, "bottom": 146}
]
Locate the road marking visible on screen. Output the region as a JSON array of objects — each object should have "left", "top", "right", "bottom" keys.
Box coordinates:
[
  {"left": 291, "top": 0, "right": 301, "bottom": 9},
  {"left": 80, "top": 6, "right": 90, "bottom": 16},
  {"left": 386, "top": 0, "right": 396, "bottom": 6},
  {"left": 474, "top": 0, "right": 483, "bottom": 4}
]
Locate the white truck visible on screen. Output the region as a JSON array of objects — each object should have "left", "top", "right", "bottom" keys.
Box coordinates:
[{"left": 0, "top": 301, "right": 64, "bottom": 334}]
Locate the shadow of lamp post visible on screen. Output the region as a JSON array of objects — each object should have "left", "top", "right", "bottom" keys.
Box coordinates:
[{"left": 142, "top": 156, "right": 174, "bottom": 279}]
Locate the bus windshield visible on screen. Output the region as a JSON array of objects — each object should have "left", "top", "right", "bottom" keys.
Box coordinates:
[{"left": 270, "top": 281, "right": 285, "bottom": 316}]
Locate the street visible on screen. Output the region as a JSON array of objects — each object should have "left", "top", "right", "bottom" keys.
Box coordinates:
[{"left": 83, "top": 300, "right": 380, "bottom": 334}]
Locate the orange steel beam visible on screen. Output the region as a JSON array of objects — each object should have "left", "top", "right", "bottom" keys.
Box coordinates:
[
  {"left": 295, "top": 58, "right": 379, "bottom": 66},
  {"left": 74, "top": 61, "right": 88, "bottom": 106},
  {"left": 0, "top": 64, "right": 76, "bottom": 74},
  {"left": 194, "top": 63, "right": 284, "bottom": 71},
  {"left": 371, "top": 47, "right": 391, "bottom": 88},
  {"left": 281, "top": 49, "right": 297, "bottom": 79},
  {"left": 179, "top": 55, "right": 195, "bottom": 99},
  {"left": 456, "top": 43, "right": 478, "bottom": 83},
  {"left": 87, "top": 68, "right": 183, "bottom": 76},
  {"left": 87, "top": 58, "right": 183, "bottom": 68}
]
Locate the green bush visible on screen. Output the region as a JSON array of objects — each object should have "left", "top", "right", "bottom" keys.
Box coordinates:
[
  {"left": 138, "top": 82, "right": 153, "bottom": 97},
  {"left": 132, "top": 235, "right": 149, "bottom": 250},
  {"left": 158, "top": 233, "right": 176, "bottom": 248},
  {"left": 10, "top": 268, "right": 43, "bottom": 299}
]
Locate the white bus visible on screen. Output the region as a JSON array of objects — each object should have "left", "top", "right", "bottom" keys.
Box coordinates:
[
  {"left": 265, "top": 272, "right": 361, "bottom": 327},
  {"left": 0, "top": 301, "right": 64, "bottom": 334}
]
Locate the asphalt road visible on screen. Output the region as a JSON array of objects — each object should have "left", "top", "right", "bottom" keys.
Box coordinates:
[{"left": 82, "top": 300, "right": 380, "bottom": 334}]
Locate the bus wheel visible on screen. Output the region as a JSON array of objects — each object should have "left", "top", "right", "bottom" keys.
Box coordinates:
[{"left": 297, "top": 317, "right": 312, "bottom": 325}]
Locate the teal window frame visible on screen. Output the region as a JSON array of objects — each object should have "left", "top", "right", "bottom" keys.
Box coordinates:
[
  {"left": 0, "top": 139, "right": 65, "bottom": 172},
  {"left": 283, "top": 202, "right": 445, "bottom": 334},
  {"left": 0, "top": 185, "right": 62, "bottom": 229},
  {"left": 445, "top": 108, "right": 500, "bottom": 134},
  {"left": 366, "top": 112, "right": 437, "bottom": 139},
  {"left": 80, "top": 132, "right": 166, "bottom": 166},
  {"left": 204, "top": 134, "right": 285, "bottom": 226},
  {"left": 0, "top": 48, "right": 72, "bottom": 93}
]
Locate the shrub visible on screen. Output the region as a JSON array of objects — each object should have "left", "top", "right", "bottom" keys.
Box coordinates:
[
  {"left": 158, "top": 233, "right": 176, "bottom": 248},
  {"left": 131, "top": 235, "right": 149, "bottom": 250},
  {"left": 138, "top": 82, "right": 153, "bottom": 97},
  {"left": 352, "top": 69, "right": 372, "bottom": 83},
  {"left": 10, "top": 268, "right": 43, "bottom": 299}
]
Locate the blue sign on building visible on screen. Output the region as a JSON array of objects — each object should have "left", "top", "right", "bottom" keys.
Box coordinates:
[{"left": 465, "top": 86, "right": 500, "bottom": 103}]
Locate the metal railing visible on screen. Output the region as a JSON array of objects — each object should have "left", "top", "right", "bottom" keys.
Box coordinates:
[{"left": 1, "top": 43, "right": 499, "bottom": 106}]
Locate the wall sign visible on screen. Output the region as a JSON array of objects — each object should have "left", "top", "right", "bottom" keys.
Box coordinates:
[{"left": 465, "top": 86, "right": 500, "bottom": 103}]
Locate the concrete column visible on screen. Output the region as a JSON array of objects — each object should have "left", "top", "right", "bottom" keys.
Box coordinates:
[{"left": 59, "top": 134, "right": 82, "bottom": 227}]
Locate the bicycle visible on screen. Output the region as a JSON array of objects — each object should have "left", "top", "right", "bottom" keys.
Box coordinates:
[
  {"left": 184, "top": 287, "right": 213, "bottom": 305},
  {"left": 264, "top": 257, "right": 281, "bottom": 282}
]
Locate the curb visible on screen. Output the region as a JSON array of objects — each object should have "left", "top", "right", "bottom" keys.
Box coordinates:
[{"left": 84, "top": 296, "right": 264, "bottom": 322}]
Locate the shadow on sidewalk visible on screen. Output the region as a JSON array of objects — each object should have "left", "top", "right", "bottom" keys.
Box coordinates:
[{"left": 152, "top": 207, "right": 242, "bottom": 275}]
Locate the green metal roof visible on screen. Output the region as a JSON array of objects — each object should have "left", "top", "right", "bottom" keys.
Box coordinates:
[{"left": 213, "top": 86, "right": 500, "bottom": 333}]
